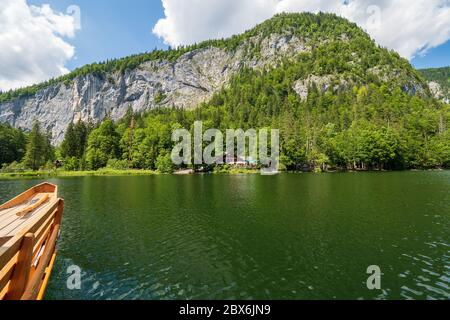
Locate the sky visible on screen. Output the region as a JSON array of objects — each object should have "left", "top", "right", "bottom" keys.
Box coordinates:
[{"left": 1, "top": 0, "right": 449, "bottom": 91}]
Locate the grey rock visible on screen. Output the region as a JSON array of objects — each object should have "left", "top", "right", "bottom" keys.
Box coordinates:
[
  {"left": 428, "top": 81, "right": 445, "bottom": 100},
  {"left": 293, "top": 75, "right": 348, "bottom": 101},
  {"left": 0, "top": 34, "right": 308, "bottom": 144}
]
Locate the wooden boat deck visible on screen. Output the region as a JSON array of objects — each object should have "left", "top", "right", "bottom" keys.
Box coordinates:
[
  {"left": 0, "top": 183, "right": 64, "bottom": 300},
  {"left": 0, "top": 192, "right": 55, "bottom": 239}
]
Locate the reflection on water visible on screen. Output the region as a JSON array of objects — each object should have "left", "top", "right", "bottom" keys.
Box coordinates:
[{"left": 0, "top": 172, "right": 449, "bottom": 300}]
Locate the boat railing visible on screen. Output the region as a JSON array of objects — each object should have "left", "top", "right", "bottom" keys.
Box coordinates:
[{"left": 0, "top": 197, "right": 64, "bottom": 300}]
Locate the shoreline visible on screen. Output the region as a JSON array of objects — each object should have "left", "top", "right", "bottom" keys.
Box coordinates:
[
  {"left": 0, "top": 169, "right": 158, "bottom": 180},
  {"left": 0, "top": 168, "right": 447, "bottom": 180},
  {"left": 0, "top": 168, "right": 259, "bottom": 180}
]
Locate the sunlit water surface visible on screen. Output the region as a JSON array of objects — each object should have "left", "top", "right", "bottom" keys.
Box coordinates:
[{"left": 0, "top": 172, "right": 448, "bottom": 300}]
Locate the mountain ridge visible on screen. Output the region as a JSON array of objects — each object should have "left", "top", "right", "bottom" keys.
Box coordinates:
[
  {"left": 0, "top": 12, "right": 436, "bottom": 144},
  {"left": 0, "top": 12, "right": 372, "bottom": 102}
]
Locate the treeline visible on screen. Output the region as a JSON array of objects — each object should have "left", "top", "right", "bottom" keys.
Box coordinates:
[
  {"left": 0, "top": 123, "right": 27, "bottom": 165},
  {"left": 1, "top": 86, "right": 449, "bottom": 174},
  {"left": 1, "top": 122, "right": 55, "bottom": 172},
  {"left": 1, "top": 54, "right": 449, "bottom": 173},
  {"left": 54, "top": 74, "right": 449, "bottom": 172},
  {"left": 56, "top": 108, "right": 179, "bottom": 173},
  {"left": 197, "top": 65, "right": 449, "bottom": 171},
  {"left": 0, "top": 12, "right": 448, "bottom": 172}
]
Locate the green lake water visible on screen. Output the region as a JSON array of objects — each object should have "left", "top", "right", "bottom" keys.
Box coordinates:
[{"left": 0, "top": 172, "right": 449, "bottom": 300}]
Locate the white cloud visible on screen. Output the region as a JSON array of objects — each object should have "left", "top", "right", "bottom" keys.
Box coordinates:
[
  {"left": 0, "top": 0, "right": 78, "bottom": 91},
  {"left": 153, "top": 0, "right": 450, "bottom": 60}
]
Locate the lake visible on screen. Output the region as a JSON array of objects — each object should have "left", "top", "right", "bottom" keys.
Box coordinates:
[{"left": 0, "top": 172, "right": 449, "bottom": 300}]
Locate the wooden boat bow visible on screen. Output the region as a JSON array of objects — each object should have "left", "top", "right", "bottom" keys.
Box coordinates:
[{"left": 0, "top": 183, "right": 64, "bottom": 300}]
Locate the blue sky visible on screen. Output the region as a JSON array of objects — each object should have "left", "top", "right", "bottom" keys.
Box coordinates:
[
  {"left": 412, "top": 41, "right": 450, "bottom": 69},
  {"left": 28, "top": 0, "right": 169, "bottom": 70},
  {"left": 28, "top": 0, "right": 449, "bottom": 70}
]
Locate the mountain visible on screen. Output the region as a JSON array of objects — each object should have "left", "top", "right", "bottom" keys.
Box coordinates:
[
  {"left": 0, "top": 12, "right": 430, "bottom": 144},
  {"left": 419, "top": 67, "right": 450, "bottom": 102}
]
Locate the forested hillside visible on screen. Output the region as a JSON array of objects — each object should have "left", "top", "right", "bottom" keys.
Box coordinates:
[
  {"left": 69, "top": 64, "right": 448, "bottom": 172},
  {"left": 0, "top": 12, "right": 422, "bottom": 104},
  {"left": 1, "top": 13, "right": 449, "bottom": 173}
]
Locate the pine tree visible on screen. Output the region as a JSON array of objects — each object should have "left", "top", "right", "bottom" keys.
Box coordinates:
[
  {"left": 61, "top": 121, "right": 88, "bottom": 160},
  {"left": 74, "top": 121, "right": 88, "bottom": 158},
  {"left": 23, "top": 121, "right": 46, "bottom": 170},
  {"left": 0, "top": 123, "right": 26, "bottom": 165},
  {"left": 85, "top": 119, "right": 120, "bottom": 170},
  {"left": 60, "top": 122, "right": 77, "bottom": 158},
  {"left": 43, "top": 128, "right": 55, "bottom": 163}
]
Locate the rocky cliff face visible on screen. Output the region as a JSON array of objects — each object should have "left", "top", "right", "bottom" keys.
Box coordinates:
[
  {"left": 428, "top": 81, "right": 450, "bottom": 103},
  {"left": 0, "top": 34, "right": 309, "bottom": 144}
]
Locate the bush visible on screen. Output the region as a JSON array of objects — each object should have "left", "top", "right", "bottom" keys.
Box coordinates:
[
  {"left": 63, "top": 157, "right": 80, "bottom": 171},
  {"left": 86, "top": 149, "right": 108, "bottom": 170},
  {"left": 156, "top": 153, "right": 174, "bottom": 174},
  {"left": 1, "top": 161, "right": 27, "bottom": 173},
  {"left": 41, "top": 160, "right": 56, "bottom": 171},
  {"left": 106, "top": 159, "right": 129, "bottom": 170}
]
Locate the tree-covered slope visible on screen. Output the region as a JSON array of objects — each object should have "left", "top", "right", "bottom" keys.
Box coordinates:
[
  {"left": 47, "top": 13, "right": 450, "bottom": 171},
  {"left": 0, "top": 12, "right": 425, "bottom": 103},
  {"left": 1, "top": 13, "right": 449, "bottom": 172}
]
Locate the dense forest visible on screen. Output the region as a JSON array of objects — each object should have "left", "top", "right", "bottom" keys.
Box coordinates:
[
  {"left": 0, "top": 122, "right": 54, "bottom": 172},
  {"left": 2, "top": 65, "right": 449, "bottom": 173},
  {"left": 0, "top": 13, "right": 449, "bottom": 173}
]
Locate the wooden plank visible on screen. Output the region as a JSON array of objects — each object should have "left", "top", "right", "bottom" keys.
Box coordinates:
[
  {"left": 55, "top": 199, "right": 64, "bottom": 225},
  {"left": 0, "top": 206, "right": 21, "bottom": 220},
  {"left": 37, "top": 252, "right": 57, "bottom": 300},
  {"left": 0, "top": 194, "right": 49, "bottom": 234},
  {"left": 5, "top": 233, "right": 35, "bottom": 300},
  {"left": 33, "top": 207, "right": 56, "bottom": 241},
  {"left": 18, "top": 199, "right": 59, "bottom": 236},
  {"left": 33, "top": 199, "right": 64, "bottom": 300},
  {"left": 0, "top": 187, "right": 37, "bottom": 211},
  {"left": 0, "top": 237, "right": 12, "bottom": 247},
  {"left": 0, "top": 238, "right": 22, "bottom": 275},
  {"left": 0, "top": 183, "right": 56, "bottom": 211},
  {"left": 32, "top": 211, "right": 56, "bottom": 258},
  {"left": 33, "top": 225, "right": 53, "bottom": 269},
  {"left": 0, "top": 212, "right": 21, "bottom": 232},
  {"left": 21, "top": 224, "right": 60, "bottom": 300},
  {"left": 0, "top": 212, "right": 20, "bottom": 237},
  {"left": 0, "top": 200, "right": 53, "bottom": 238},
  {"left": 0, "top": 251, "right": 18, "bottom": 294},
  {"left": 0, "top": 200, "right": 32, "bottom": 227},
  {"left": 2, "top": 199, "right": 57, "bottom": 238},
  {"left": 0, "top": 280, "right": 10, "bottom": 299},
  {"left": 0, "top": 199, "right": 59, "bottom": 270},
  {"left": 0, "top": 184, "right": 61, "bottom": 301},
  {"left": 36, "top": 183, "right": 57, "bottom": 195},
  {"left": 16, "top": 194, "right": 49, "bottom": 217}
]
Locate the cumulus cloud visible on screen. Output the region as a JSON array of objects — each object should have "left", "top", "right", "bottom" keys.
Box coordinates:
[
  {"left": 153, "top": 0, "right": 450, "bottom": 60},
  {"left": 0, "top": 0, "right": 78, "bottom": 91}
]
